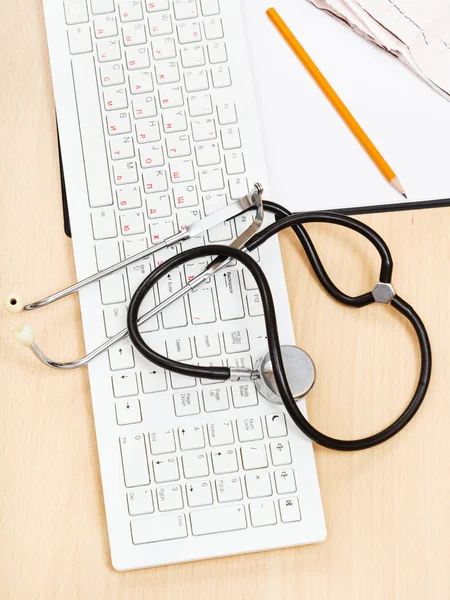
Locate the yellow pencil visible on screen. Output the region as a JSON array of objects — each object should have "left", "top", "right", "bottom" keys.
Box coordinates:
[{"left": 266, "top": 7, "right": 406, "bottom": 198}]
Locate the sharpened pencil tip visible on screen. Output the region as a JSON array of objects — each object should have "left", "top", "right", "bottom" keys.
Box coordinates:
[
  {"left": 402, "top": 192, "right": 407, "bottom": 198},
  {"left": 390, "top": 176, "right": 407, "bottom": 198}
]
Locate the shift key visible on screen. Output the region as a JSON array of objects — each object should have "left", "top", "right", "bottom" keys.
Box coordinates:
[{"left": 215, "top": 269, "right": 244, "bottom": 320}]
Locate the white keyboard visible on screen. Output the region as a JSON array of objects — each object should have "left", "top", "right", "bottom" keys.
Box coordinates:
[{"left": 43, "top": 0, "right": 326, "bottom": 570}]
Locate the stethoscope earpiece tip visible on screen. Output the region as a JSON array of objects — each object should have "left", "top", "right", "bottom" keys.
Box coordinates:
[
  {"left": 4, "top": 293, "right": 24, "bottom": 313},
  {"left": 13, "top": 324, "right": 34, "bottom": 347}
]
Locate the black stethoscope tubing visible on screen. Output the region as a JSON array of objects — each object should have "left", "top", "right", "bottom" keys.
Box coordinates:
[{"left": 127, "top": 202, "right": 431, "bottom": 452}]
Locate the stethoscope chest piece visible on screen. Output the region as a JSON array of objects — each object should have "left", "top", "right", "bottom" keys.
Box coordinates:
[{"left": 255, "top": 345, "right": 316, "bottom": 405}]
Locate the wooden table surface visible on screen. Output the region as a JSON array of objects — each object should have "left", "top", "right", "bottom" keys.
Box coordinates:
[{"left": 1, "top": 2, "right": 449, "bottom": 598}]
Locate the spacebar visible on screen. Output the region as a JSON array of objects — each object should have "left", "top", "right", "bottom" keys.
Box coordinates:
[
  {"left": 190, "top": 505, "right": 247, "bottom": 536},
  {"left": 71, "top": 56, "right": 112, "bottom": 208}
]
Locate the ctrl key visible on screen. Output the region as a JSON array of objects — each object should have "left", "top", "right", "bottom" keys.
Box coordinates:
[{"left": 131, "top": 514, "right": 188, "bottom": 544}]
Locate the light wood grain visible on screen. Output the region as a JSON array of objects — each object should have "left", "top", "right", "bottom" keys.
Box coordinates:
[{"left": 1, "top": 2, "right": 449, "bottom": 598}]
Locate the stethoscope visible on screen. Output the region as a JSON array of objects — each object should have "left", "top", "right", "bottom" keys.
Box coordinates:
[{"left": 4, "top": 184, "right": 432, "bottom": 452}]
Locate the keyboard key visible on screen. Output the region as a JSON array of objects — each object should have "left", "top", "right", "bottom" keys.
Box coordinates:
[
  {"left": 145, "top": 0, "right": 169, "bottom": 12},
  {"left": 91, "top": 0, "right": 115, "bottom": 14},
  {"left": 266, "top": 413, "right": 288, "bottom": 438},
  {"left": 127, "top": 487, "right": 154, "bottom": 515},
  {"left": 100, "top": 63, "right": 125, "bottom": 87},
  {"left": 146, "top": 193, "right": 172, "bottom": 218},
  {"left": 149, "top": 218, "right": 174, "bottom": 244},
  {"left": 94, "top": 15, "right": 118, "bottom": 38},
  {"left": 227, "top": 354, "right": 252, "bottom": 370},
  {"left": 241, "top": 443, "right": 268, "bottom": 470},
  {"left": 208, "top": 41, "right": 227, "bottom": 64},
  {"left": 194, "top": 333, "right": 220, "bottom": 358},
  {"left": 174, "top": 0, "right": 198, "bottom": 20},
  {"left": 112, "top": 373, "right": 139, "bottom": 397},
  {"left": 216, "top": 476, "right": 242, "bottom": 503},
  {"left": 204, "top": 16, "right": 223, "bottom": 39},
  {"left": 119, "top": 1, "right": 144, "bottom": 22},
  {"left": 115, "top": 398, "right": 142, "bottom": 425},
  {"left": 217, "top": 102, "right": 237, "bottom": 125},
  {"left": 274, "top": 468, "right": 297, "bottom": 495},
  {"left": 103, "top": 304, "right": 127, "bottom": 337},
  {"left": 192, "top": 117, "right": 216, "bottom": 141},
  {"left": 152, "top": 36, "right": 177, "bottom": 59},
  {"left": 67, "top": 24, "right": 92, "bottom": 54},
  {"left": 215, "top": 269, "right": 244, "bottom": 321},
  {"left": 109, "top": 344, "right": 135, "bottom": 371},
  {"left": 127, "top": 260, "right": 156, "bottom": 312},
  {"left": 163, "top": 109, "right": 188, "bottom": 133},
  {"left": 137, "top": 120, "right": 161, "bottom": 144},
  {"left": 225, "top": 151, "right": 245, "bottom": 175},
  {"left": 211, "top": 448, "right": 238, "bottom": 474},
  {"left": 143, "top": 165, "right": 169, "bottom": 194},
  {"left": 207, "top": 420, "right": 234, "bottom": 446},
  {"left": 228, "top": 175, "right": 248, "bottom": 200},
  {"left": 189, "top": 94, "right": 213, "bottom": 119},
  {"left": 236, "top": 417, "right": 263, "bottom": 442},
  {"left": 223, "top": 328, "right": 249, "bottom": 354},
  {"left": 279, "top": 497, "right": 301, "bottom": 523},
  {"left": 148, "top": 12, "right": 173, "bottom": 36},
  {"left": 211, "top": 65, "right": 231, "bottom": 88},
  {"left": 186, "top": 481, "right": 213, "bottom": 507},
  {"left": 242, "top": 269, "right": 258, "bottom": 290},
  {"left": 166, "top": 336, "right": 192, "bottom": 361},
  {"left": 181, "top": 44, "right": 205, "bottom": 68},
  {"left": 199, "top": 167, "right": 224, "bottom": 191},
  {"left": 123, "top": 235, "right": 147, "bottom": 257},
  {"left": 177, "top": 21, "right": 202, "bottom": 44},
  {"left": 110, "top": 135, "right": 135, "bottom": 160},
  {"left": 200, "top": 359, "right": 225, "bottom": 385},
  {"left": 270, "top": 441, "right": 292, "bottom": 467},
  {"left": 202, "top": 191, "right": 226, "bottom": 215},
  {"left": 246, "top": 291, "right": 263, "bottom": 316},
  {"left": 129, "top": 70, "right": 154, "bottom": 94},
  {"left": 139, "top": 144, "right": 164, "bottom": 168},
  {"left": 126, "top": 47, "right": 151, "bottom": 70},
  {"left": 190, "top": 504, "right": 246, "bottom": 536},
  {"left": 207, "top": 219, "right": 232, "bottom": 242},
  {"left": 171, "top": 370, "right": 197, "bottom": 389},
  {"left": 100, "top": 272, "right": 126, "bottom": 304},
  {"left": 203, "top": 386, "right": 229, "bottom": 412},
  {"left": 159, "top": 85, "right": 184, "bottom": 108},
  {"left": 122, "top": 21, "right": 147, "bottom": 45},
  {"left": 97, "top": 38, "right": 122, "bottom": 62},
  {"left": 245, "top": 472, "right": 272, "bottom": 499},
  {"left": 64, "top": 1, "right": 88, "bottom": 25},
  {"left": 131, "top": 513, "right": 187, "bottom": 544},
  {"left": 113, "top": 160, "right": 139, "bottom": 185},
  {"left": 231, "top": 382, "right": 258, "bottom": 408},
  {"left": 157, "top": 272, "right": 188, "bottom": 329},
  {"left": 107, "top": 111, "right": 131, "bottom": 135},
  {"left": 117, "top": 185, "right": 142, "bottom": 209},
  {"left": 119, "top": 433, "right": 150, "bottom": 487},
  {"left": 91, "top": 209, "right": 117, "bottom": 239},
  {"left": 103, "top": 87, "right": 129, "bottom": 111},
  {"left": 182, "top": 452, "right": 209, "bottom": 479},
  {"left": 133, "top": 94, "right": 158, "bottom": 118},
  {"left": 141, "top": 367, "right": 168, "bottom": 393},
  {"left": 184, "top": 69, "right": 209, "bottom": 92},
  {"left": 221, "top": 125, "right": 241, "bottom": 150},
  {"left": 173, "top": 391, "right": 200, "bottom": 416},
  {"left": 166, "top": 135, "right": 192, "bottom": 160},
  {"left": 119, "top": 209, "right": 145, "bottom": 235},
  {"left": 169, "top": 158, "right": 194, "bottom": 183},
  {"left": 156, "top": 484, "right": 183, "bottom": 511},
  {"left": 195, "top": 141, "right": 220, "bottom": 166},
  {"left": 149, "top": 429, "right": 176, "bottom": 454},
  {"left": 189, "top": 287, "right": 216, "bottom": 324},
  {"left": 153, "top": 457, "right": 180, "bottom": 483},
  {"left": 250, "top": 500, "right": 277, "bottom": 527},
  {"left": 178, "top": 425, "right": 205, "bottom": 450},
  {"left": 95, "top": 240, "right": 120, "bottom": 270}
]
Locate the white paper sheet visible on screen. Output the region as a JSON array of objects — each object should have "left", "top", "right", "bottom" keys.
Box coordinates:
[{"left": 241, "top": 1, "right": 450, "bottom": 212}]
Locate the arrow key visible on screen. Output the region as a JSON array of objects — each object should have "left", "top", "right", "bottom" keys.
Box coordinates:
[
  {"left": 109, "top": 344, "right": 135, "bottom": 371},
  {"left": 178, "top": 424, "right": 205, "bottom": 451},
  {"left": 186, "top": 480, "right": 213, "bottom": 508},
  {"left": 115, "top": 398, "right": 142, "bottom": 425}
]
